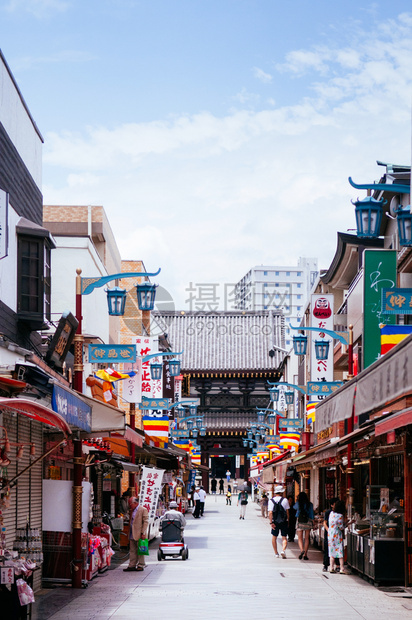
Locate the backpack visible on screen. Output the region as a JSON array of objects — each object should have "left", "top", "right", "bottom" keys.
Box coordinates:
[
  {"left": 272, "top": 497, "right": 287, "bottom": 524},
  {"left": 298, "top": 504, "right": 309, "bottom": 524}
]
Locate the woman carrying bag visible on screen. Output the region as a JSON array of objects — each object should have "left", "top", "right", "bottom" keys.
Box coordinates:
[
  {"left": 237, "top": 490, "right": 248, "bottom": 520},
  {"left": 294, "top": 491, "right": 314, "bottom": 561}
]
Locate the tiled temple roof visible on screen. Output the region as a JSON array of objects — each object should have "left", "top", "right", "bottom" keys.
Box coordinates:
[{"left": 152, "top": 311, "right": 286, "bottom": 372}]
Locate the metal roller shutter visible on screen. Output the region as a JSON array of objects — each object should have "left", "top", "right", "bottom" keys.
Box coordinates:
[{"left": 1, "top": 412, "right": 43, "bottom": 592}]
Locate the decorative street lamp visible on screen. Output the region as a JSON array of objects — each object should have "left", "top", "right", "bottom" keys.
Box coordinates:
[
  {"left": 74, "top": 267, "right": 161, "bottom": 392},
  {"left": 395, "top": 204, "right": 412, "bottom": 246},
  {"left": 168, "top": 358, "right": 181, "bottom": 377},
  {"left": 353, "top": 196, "right": 385, "bottom": 239},
  {"left": 284, "top": 390, "right": 294, "bottom": 405},
  {"left": 135, "top": 282, "right": 158, "bottom": 311},
  {"left": 269, "top": 387, "right": 280, "bottom": 403},
  {"left": 106, "top": 286, "right": 127, "bottom": 316},
  {"left": 314, "top": 339, "right": 330, "bottom": 361},
  {"left": 292, "top": 334, "right": 308, "bottom": 356},
  {"left": 150, "top": 362, "right": 163, "bottom": 381}
]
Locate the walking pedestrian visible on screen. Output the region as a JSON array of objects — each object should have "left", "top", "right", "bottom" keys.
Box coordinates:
[
  {"left": 219, "top": 479, "right": 224, "bottom": 494},
  {"left": 294, "top": 491, "right": 314, "bottom": 561},
  {"left": 287, "top": 494, "right": 296, "bottom": 542},
  {"left": 198, "top": 486, "right": 207, "bottom": 516},
  {"left": 193, "top": 487, "right": 201, "bottom": 518},
  {"left": 323, "top": 497, "right": 338, "bottom": 571},
  {"left": 237, "top": 490, "right": 248, "bottom": 519},
  {"left": 211, "top": 477, "right": 217, "bottom": 494},
  {"left": 123, "top": 496, "right": 149, "bottom": 572},
  {"left": 226, "top": 469, "right": 231, "bottom": 483},
  {"left": 268, "top": 485, "right": 289, "bottom": 558},
  {"left": 226, "top": 490, "right": 232, "bottom": 505},
  {"left": 260, "top": 492, "right": 268, "bottom": 518},
  {"left": 328, "top": 499, "right": 348, "bottom": 574}
]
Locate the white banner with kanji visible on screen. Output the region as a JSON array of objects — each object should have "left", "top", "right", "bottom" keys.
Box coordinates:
[
  {"left": 134, "top": 336, "right": 162, "bottom": 398},
  {"left": 310, "top": 294, "right": 334, "bottom": 400},
  {"left": 139, "top": 466, "right": 165, "bottom": 528}
]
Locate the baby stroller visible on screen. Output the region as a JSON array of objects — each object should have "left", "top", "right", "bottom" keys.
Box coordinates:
[{"left": 158, "top": 518, "right": 189, "bottom": 561}]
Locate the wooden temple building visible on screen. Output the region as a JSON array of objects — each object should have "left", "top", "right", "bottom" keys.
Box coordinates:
[{"left": 152, "top": 311, "right": 287, "bottom": 489}]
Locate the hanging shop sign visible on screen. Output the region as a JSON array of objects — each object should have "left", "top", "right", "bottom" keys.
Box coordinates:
[
  {"left": 307, "top": 381, "right": 343, "bottom": 396},
  {"left": 139, "top": 466, "right": 165, "bottom": 528},
  {"left": 88, "top": 344, "right": 136, "bottom": 363},
  {"left": 140, "top": 397, "right": 170, "bottom": 410},
  {"left": 363, "top": 249, "right": 396, "bottom": 368},
  {"left": 134, "top": 336, "right": 162, "bottom": 398},
  {"left": 278, "top": 419, "right": 304, "bottom": 430},
  {"left": 0, "top": 188, "right": 8, "bottom": 260},
  {"left": 381, "top": 288, "right": 412, "bottom": 315},
  {"left": 45, "top": 311, "right": 78, "bottom": 367},
  {"left": 121, "top": 359, "right": 142, "bottom": 404},
  {"left": 51, "top": 384, "right": 91, "bottom": 432},
  {"left": 170, "top": 429, "right": 190, "bottom": 438},
  {"left": 310, "top": 294, "right": 334, "bottom": 399}
]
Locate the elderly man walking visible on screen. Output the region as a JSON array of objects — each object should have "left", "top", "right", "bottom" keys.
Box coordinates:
[{"left": 123, "top": 496, "right": 149, "bottom": 572}]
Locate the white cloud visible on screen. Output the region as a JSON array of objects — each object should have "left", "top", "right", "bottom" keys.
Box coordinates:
[
  {"left": 5, "top": 0, "right": 70, "bottom": 18},
  {"left": 43, "top": 12, "right": 412, "bottom": 308},
  {"left": 253, "top": 67, "right": 273, "bottom": 83},
  {"left": 13, "top": 50, "right": 96, "bottom": 71}
]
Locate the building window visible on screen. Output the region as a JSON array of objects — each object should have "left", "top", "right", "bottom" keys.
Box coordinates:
[
  {"left": 297, "top": 283, "right": 302, "bottom": 288},
  {"left": 297, "top": 294, "right": 302, "bottom": 299},
  {"left": 17, "top": 231, "right": 53, "bottom": 328},
  {"left": 275, "top": 271, "right": 279, "bottom": 276},
  {"left": 297, "top": 271, "right": 302, "bottom": 276},
  {"left": 286, "top": 271, "right": 290, "bottom": 276},
  {"left": 264, "top": 271, "right": 268, "bottom": 275},
  {"left": 297, "top": 306, "right": 301, "bottom": 311}
]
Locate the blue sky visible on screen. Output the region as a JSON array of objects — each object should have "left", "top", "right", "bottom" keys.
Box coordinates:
[{"left": 1, "top": 1, "right": 412, "bottom": 309}]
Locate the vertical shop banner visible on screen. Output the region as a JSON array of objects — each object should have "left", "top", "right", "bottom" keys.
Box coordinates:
[
  {"left": 363, "top": 249, "right": 397, "bottom": 369},
  {"left": 0, "top": 188, "right": 8, "bottom": 260},
  {"left": 134, "top": 336, "right": 162, "bottom": 398},
  {"left": 139, "top": 466, "right": 165, "bottom": 528},
  {"left": 121, "top": 358, "right": 142, "bottom": 403},
  {"left": 162, "top": 361, "right": 175, "bottom": 398},
  {"left": 310, "top": 294, "right": 334, "bottom": 400}
]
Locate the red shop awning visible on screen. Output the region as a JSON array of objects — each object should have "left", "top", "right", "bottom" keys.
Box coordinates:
[
  {"left": 375, "top": 408, "right": 412, "bottom": 437},
  {"left": 0, "top": 397, "right": 72, "bottom": 437}
]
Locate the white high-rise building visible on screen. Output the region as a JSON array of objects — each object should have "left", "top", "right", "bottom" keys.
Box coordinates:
[{"left": 234, "top": 257, "right": 318, "bottom": 348}]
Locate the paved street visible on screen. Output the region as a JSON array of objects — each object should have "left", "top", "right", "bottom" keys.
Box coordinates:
[{"left": 33, "top": 494, "right": 412, "bottom": 620}]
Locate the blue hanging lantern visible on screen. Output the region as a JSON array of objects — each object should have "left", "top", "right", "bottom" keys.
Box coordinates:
[
  {"left": 106, "top": 287, "right": 127, "bottom": 316},
  {"left": 186, "top": 419, "right": 194, "bottom": 430},
  {"left": 249, "top": 441, "right": 254, "bottom": 449},
  {"left": 150, "top": 362, "right": 163, "bottom": 381},
  {"left": 395, "top": 205, "right": 412, "bottom": 246},
  {"left": 199, "top": 426, "right": 206, "bottom": 437},
  {"left": 270, "top": 388, "right": 280, "bottom": 403},
  {"left": 285, "top": 390, "right": 294, "bottom": 405},
  {"left": 247, "top": 431, "right": 253, "bottom": 440},
  {"left": 188, "top": 403, "right": 197, "bottom": 417},
  {"left": 168, "top": 358, "right": 181, "bottom": 377},
  {"left": 267, "top": 413, "right": 275, "bottom": 425},
  {"left": 353, "top": 196, "right": 385, "bottom": 239},
  {"left": 292, "top": 334, "right": 308, "bottom": 356},
  {"left": 196, "top": 417, "right": 203, "bottom": 427},
  {"left": 192, "top": 429, "right": 199, "bottom": 438},
  {"left": 135, "top": 282, "right": 157, "bottom": 311},
  {"left": 256, "top": 410, "right": 265, "bottom": 424},
  {"left": 314, "top": 339, "right": 330, "bottom": 360},
  {"left": 242, "top": 438, "right": 248, "bottom": 447}
]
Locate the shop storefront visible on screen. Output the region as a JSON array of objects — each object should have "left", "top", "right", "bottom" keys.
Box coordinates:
[{"left": 0, "top": 396, "right": 71, "bottom": 613}]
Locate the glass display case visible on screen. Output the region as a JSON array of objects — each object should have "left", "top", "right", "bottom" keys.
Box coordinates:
[{"left": 370, "top": 511, "right": 404, "bottom": 541}]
